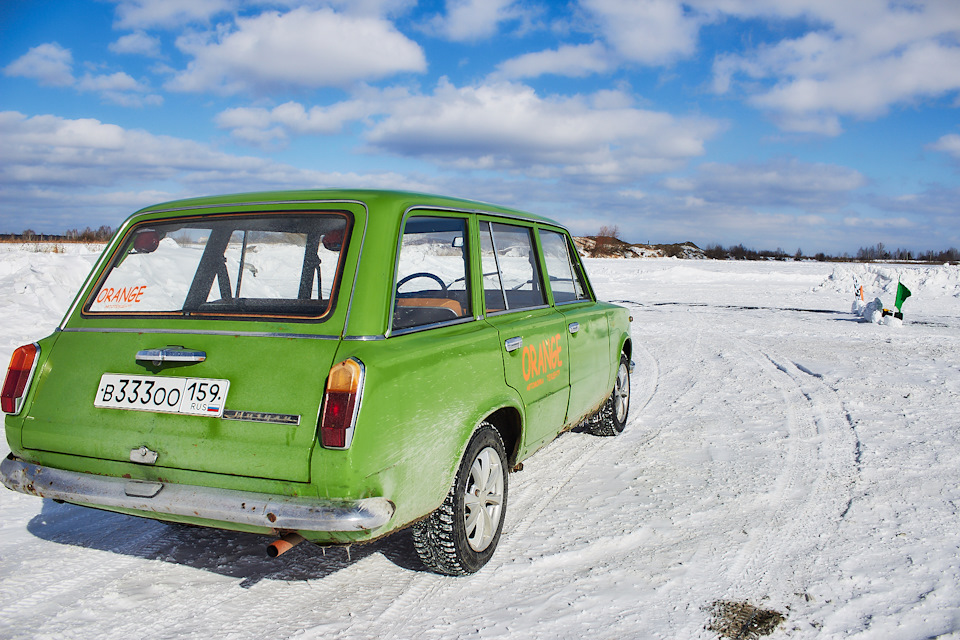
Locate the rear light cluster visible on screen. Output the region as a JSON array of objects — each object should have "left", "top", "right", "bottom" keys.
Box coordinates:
[
  {"left": 319, "top": 357, "right": 365, "bottom": 449},
  {"left": 2, "top": 343, "right": 40, "bottom": 415}
]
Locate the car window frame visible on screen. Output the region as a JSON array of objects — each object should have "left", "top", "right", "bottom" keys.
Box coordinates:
[
  {"left": 477, "top": 217, "right": 551, "bottom": 318},
  {"left": 80, "top": 210, "right": 354, "bottom": 323},
  {"left": 388, "top": 210, "right": 477, "bottom": 337},
  {"left": 535, "top": 226, "right": 594, "bottom": 307}
]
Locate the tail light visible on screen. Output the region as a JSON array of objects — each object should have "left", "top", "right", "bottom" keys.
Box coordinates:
[
  {"left": 319, "top": 358, "right": 364, "bottom": 449},
  {"left": 2, "top": 343, "right": 40, "bottom": 415}
]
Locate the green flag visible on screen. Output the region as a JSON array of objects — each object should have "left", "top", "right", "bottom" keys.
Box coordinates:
[{"left": 895, "top": 281, "right": 911, "bottom": 311}]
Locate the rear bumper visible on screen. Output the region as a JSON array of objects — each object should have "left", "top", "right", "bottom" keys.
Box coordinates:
[{"left": 0, "top": 454, "right": 394, "bottom": 532}]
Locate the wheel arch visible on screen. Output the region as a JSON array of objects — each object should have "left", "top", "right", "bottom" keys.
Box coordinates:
[{"left": 482, "top": 406, "right": 522, "bottom": 468}]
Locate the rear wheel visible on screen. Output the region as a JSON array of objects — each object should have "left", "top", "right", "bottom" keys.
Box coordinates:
[
  {"left": 413, "top": 423, "right": 508, "bottom": 575},
  {"left": 585, "top": 353, "right": 630, "bottom": 437}
]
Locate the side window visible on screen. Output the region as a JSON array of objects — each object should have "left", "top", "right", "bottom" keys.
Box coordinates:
[
  {"left": 538, "top": 229, "right": 589, "bottom": 304},
  {"left": 480, "top": 221, "right": 546, "bottom": 312},
  {"left": 392, "top": 216, "right": 471, "bottom": 331}
]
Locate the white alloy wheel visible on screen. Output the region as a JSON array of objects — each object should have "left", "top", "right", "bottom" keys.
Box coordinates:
[
  {"left": 614, "top": 360, "right": 630, "bottom": 424},
  {"left": 463, "top": 446, "right": 505, "bottom": 552}
]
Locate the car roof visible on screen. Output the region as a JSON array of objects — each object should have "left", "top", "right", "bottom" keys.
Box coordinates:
[{"left": 132, "top": 189, "right": 564, "bottom": 229}]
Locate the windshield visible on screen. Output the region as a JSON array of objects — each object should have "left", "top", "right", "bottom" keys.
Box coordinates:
[{"left": 85, "top": 212, "right": 350, "bottom": 320}]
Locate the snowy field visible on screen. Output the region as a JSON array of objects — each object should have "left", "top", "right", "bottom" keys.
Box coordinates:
[{"left": 1, "top": 245, "right": 959, "bottom": 639}]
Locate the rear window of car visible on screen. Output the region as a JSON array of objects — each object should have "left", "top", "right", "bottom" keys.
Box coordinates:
[{"left": 84, "top": 212, "right": 350, "bottom": 320}]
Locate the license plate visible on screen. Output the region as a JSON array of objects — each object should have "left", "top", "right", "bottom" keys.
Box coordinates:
[{"left": 95, "top": 374, "right": 230, "bottom": 417}]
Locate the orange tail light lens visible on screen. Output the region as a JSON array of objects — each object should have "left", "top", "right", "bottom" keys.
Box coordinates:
[
  {"left": 319, "top": 358, "right": 364, "bottom": 449},
  {"left": 2, "top": 343, "right": 40, "bottom": 415}
]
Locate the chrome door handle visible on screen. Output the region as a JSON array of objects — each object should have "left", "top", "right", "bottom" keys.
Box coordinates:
[
  {"left": 136, "top": 348, "right": 206, "bottom": 366},
  {"left": 504, "top": 337, "right": 523, "bottom": 352},
  {"left": 568, "top": 322, "right": 580, "bottom": 334}
]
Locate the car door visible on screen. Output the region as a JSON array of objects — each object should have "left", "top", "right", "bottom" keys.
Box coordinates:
[
  {"left": 479, "top": 220, "right": 570, "bottom": 452},
  {"left": 22, "top": 211, "right": 354, "bottom": 483},
  {"left": 537, "top": 227, "right": 612, "bottom": 424}
]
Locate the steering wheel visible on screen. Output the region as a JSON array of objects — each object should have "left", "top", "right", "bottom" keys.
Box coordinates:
[{"left": 397, "top": 272, "right": 448, "bottom": 291}]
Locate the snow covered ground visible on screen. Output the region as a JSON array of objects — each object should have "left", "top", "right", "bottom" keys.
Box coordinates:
[{"left": 1, "top": 246, "right": 958, "bottom": 639}]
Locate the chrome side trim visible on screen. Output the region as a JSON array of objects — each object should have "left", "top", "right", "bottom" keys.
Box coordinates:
[
  {"left": 136, "top": 348, "right": 206, "bottom": 364},
  {"left": 342, "top": 335, "right": 386, "bottom": 341},
  {"left": 388, "top": 315, "right": 475, "bottom": 337},
  {"left": 484, "top": 304, "right": 551, "bottom": 317},
  {"left": 61, "top": 328, "right": 340, "bottom": 340},
  {"left": 222, "top": 410, "right": 301, "bottom": 425},
  {"left": 1, "top": 456, "right": 394, "bottom": 532}
]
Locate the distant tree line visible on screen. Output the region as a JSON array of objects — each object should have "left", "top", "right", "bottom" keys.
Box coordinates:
[
  {"left": 853, "top": 242, "right": 960, "bottom": 263},
  {"left": 1, "top": 226, "right": 114, "bottom": 242},
  {"left": 704, "top": 244, "right": 795, "bottom": 261},
  {"left": 704, "top": 241, "right": 959, "bottom": 263}
]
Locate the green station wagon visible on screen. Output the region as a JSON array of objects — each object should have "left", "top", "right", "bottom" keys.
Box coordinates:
[{"left": 1, "top": 190, "right": 632, "bottom": 575}]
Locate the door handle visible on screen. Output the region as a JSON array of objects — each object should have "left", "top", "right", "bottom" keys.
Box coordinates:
[
  {"left": 136, "top": 348, "right": 206, "bottom": 366},
  {"left": 568, "top": 322, "right": 580, "bottom": 335},
  {"left": 504, "top": 337, "right": 523, "bottom": 352}
]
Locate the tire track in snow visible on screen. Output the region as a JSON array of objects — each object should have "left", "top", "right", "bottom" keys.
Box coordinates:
[
  {"left": 668, "top": 332, "right": 859, "bottom": 638},
  {"left": 724, "top": 342, "right": 858, "bottom": 601},
  {"left": 0, "top": 516, "right": 172, "bottom": 635}
]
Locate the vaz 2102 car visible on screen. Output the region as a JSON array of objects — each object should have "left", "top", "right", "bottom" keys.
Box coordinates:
[{"left": 1, "top": 190, "right": 633, "bottom": 575}]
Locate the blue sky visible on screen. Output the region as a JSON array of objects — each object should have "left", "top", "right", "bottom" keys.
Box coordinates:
[{"left": 2, "top": 0, "right": 959, "bottom": 254}]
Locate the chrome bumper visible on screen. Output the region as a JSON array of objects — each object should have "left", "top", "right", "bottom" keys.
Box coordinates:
[{"left": 0, "top": 455, "right": 394, "bottom": 532}]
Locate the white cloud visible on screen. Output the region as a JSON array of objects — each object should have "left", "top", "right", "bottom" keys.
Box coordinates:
[
  {"left": 582, "top": 0, "right": 703, "bottom": 65},
  {"left": 274, "top": 0, "right": 417, "bottom": 18},
  {"left": 928, "top": 133, "right": 960, "bottom": 159},
  {"left": 77, "top": 72, "right": 144, "bottom": 93},
  {"left": 213, "top": 79, "right": 720, "bottom": 181},
  {"left": 111, "top": 0, "right": 236, "bottom": 29},
  {"left": 364, "top": 79, "right": 721, "bottom": 181},
  {"left": 494, "top": 0, "right": 707, "bottom": 80},
  {"left": 215, "top": 97, "right": 385, "bottom": 145},
  {"left": 3, "top": 43, "right": 74, "bottom": 87},
  {"left": 494, "top": 43, "right": 612, "bottom": 80},
  {"left": 663, "top": 158, "right": 866, "bottom": 209},
  {"left": 167, "top": 7, "right": 426, "bottom": 94},
  {"left": 109, "top": 31, "right": 163, "bottom": 57},
  {"left": 77, "top": 72, "right": 163, "bottom": 107},
  {"left": 843, "top": 216, "right": 914, "bottom": 229},
  {"left": 428, "top": 0, "right": 525, "bottom": 42},
  {"left": 3, "top": 43, "right": 161, "bottom": 106},
  {"left": 709, "top": 0, "right": 960, "bottom": 134},
  {"left": 0, "top": 110, "right": 432, "bottom": 229}
]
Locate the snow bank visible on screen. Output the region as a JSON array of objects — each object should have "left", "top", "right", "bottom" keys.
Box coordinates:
[
  {"left": 0, "top": 247, "right": 101, "bottom": 358},
  {"left": 815, "top": 263, "right": 960, "bottom": 300}
]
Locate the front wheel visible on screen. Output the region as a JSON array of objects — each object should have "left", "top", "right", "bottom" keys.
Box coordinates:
[
  {"left": 412, "top": 423, "right": 508, "bottom": 575},
  {"left": 584, "top": 353, "right": 630, "bottom": 437}
]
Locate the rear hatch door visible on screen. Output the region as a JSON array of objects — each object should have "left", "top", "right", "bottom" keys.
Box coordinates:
[{"left": 21, "top": 208, "right": 357, "bottom": 483}]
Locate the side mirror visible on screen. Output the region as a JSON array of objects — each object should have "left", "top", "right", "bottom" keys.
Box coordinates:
[
  {"left": 322, "top": 228, "right": 344, "bottom": 252},
  {"left": 452, "top": 236, "right": 464, "bottom": 248},
  {"left": 132, "top": 230, "right": 160, "bottom": 253}
]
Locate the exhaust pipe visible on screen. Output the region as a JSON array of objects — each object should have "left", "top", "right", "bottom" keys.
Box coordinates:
[{"left": 266, "top": 532, "right": 305, "bottom": 558}]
